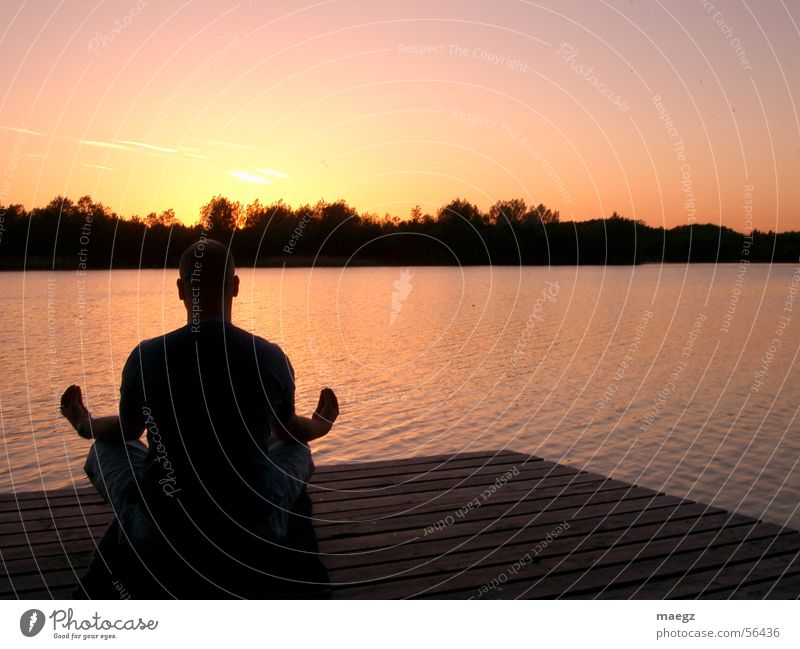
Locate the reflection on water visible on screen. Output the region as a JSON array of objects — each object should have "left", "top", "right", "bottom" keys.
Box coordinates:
[{"left": 1, "top": 264, "right": 798, "bottom": 528}]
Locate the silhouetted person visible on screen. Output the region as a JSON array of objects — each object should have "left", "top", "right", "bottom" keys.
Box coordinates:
[{"left": 60, "top": 238, "right": 338, "bottom": 598}]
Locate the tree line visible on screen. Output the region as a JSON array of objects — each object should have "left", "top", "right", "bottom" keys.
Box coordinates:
[{"left": 0, "top": 194, "right": 797, "bottom": 270}]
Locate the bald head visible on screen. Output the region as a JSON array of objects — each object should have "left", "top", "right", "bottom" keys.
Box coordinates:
[{"left": 177, "top": 238, "right": 239, "bottom": 324}]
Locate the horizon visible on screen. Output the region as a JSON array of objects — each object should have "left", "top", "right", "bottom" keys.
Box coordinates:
[
  {"left": 3, "top": 192, "right": 798, "bottom": 236},
  {"left": 1, "top": 1, "right": 798, "bottom": 234}
]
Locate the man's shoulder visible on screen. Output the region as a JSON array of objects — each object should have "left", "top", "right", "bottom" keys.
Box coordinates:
[
  {"left": 127, "top": 327, "right": 188, "bottom": 358},
  {"left": 127, "top": 323, "right": 290, "bottom": 366},
  {"left": 228, "top": 325, "right": 288, "bottom": 361},
  {"left": 148, "top": 326, "right": 187, "bottom": 346}
]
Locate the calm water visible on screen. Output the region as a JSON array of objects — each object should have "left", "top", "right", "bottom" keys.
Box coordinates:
[{"left": 1, "top": 265, "right": 799, "bottom": 528}]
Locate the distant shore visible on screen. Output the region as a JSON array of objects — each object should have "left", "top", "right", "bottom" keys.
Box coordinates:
[
  {"left": 3, "top": 258, "right": 799, "bottom": 271},
  {"left": 2, "top": 194, "right": 798, "bottom": 270}
]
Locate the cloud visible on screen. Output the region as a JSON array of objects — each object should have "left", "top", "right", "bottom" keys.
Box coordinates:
[
  {"left": 181, "top": 148, "right": 205, "bottom": 159},
  {"left": 257, "top": 168, "right": 289, "bottom": 179},
  {"left": 118, "top": 140, "right": 177, "bottom": 153},
  {"left": 230, "top": 170, "right": 270, "bottom": 184},
  {"left": 1, "top": 125, "right": 46, "bottom": 136},
  {"left": 78, "top": 139, "right": 132, "bottom": 151},
  {"left": 82, "top": 164, "right": 115, "bottom": 171}
]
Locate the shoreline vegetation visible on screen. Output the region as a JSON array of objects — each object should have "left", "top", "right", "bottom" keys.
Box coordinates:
[{"left": 1, "top": 194, "right": 797, "bottom": 270}]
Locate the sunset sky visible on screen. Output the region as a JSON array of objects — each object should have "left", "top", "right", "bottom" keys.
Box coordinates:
[{"left": 1, "top": 0, "right": 798, "bottom": 231}]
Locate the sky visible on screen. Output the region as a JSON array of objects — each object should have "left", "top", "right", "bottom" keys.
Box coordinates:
[{"left": 0, "top": 0, "right": 798, "bottom": 231}]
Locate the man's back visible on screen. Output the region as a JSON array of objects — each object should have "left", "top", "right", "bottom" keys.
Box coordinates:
[
  {"left": 121, "top": 318, "right": 296, "bottom": 545},
  {"left": 62, "top": 239, "right": 335, "bottom": 597}
]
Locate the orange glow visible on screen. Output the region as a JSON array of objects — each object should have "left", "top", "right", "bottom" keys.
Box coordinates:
[{"left": 1, "top": 0, "right": 798, "bottom": 231}]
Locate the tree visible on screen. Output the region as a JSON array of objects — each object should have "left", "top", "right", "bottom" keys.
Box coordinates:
[
  {"left": 244, "top": 199, "right": 265, "bottom": 229},
  {"left": 76, "top": 195, "right": 111, "bottom": 221},
  {"left": 526, "top": 203, "right": 559, "bottom": 224},
  {"left": 437, "top": 198, "right": 486, "bottom": 226},
  {"left": 199, "top": 195, "right": 242, "bottom": 233},
  {"left": 159, "top": 209, "right": 177, "bottom": 226},
  {"left": 489, "top": 199, "right": 527, "bottom": 225},
  {"left": 0, "top": 203, "right": 25, "bottom": 221},
  {"left": 46, "top": 196, "right": 74, "bottom": 218},
  {"left": 145, "top": 209, "right": 176, "bottom": 227},
  {"left": 317, "top": 200, "right": 359, "bottom": 227}
]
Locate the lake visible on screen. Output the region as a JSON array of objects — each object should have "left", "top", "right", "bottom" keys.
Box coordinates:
[{"left": 1, "top": 264, "right": 799, "bottom": 529}]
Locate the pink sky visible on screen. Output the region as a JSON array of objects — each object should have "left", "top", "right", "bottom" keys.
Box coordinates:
[{"left": 1, "top": 0, "right": 798, "bottom": 231}]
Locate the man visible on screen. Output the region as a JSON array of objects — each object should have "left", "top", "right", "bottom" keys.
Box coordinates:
[{"left": 60, "top": 238, "right": 338, "bottom": 597}]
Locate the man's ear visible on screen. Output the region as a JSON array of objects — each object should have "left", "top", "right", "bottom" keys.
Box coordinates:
[
  {"left": 232, "top": 275, "right": 240, "bottom": 298},
  {"left": 177, "top": 277, "right": 185, "bottom": 301}
]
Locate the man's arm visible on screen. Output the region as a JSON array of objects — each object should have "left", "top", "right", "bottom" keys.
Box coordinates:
[
  {"left": 261, "top": 388, "right": 338, "bottom": 539},
  {"left": 271, "top": 387, "right": 339, "bottom": 444},
  {"left": 60, "top": 385, "right": 144, "bottom": 443}
]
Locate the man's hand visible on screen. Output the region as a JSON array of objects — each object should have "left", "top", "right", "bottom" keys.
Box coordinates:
[
  {"left": 60, "top": 385, "right": 139, "bottom": 443},
  {"left": 60, "top": 385, "right": 91, "bottom": 439},
  {"left": 274, "top": 387, "right": 339, "bottom": 444},
  {"left": 311, "top": 387, "right": 339, "bottom": 437}
]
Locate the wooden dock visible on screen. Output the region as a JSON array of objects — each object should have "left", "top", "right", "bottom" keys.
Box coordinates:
[{"left": 2, "top": 450, "right": 799, "bottom": 599}]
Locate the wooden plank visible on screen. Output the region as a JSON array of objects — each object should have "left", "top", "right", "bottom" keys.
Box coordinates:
[
  {"left": 9, "top": 537, "right": 800, "bottom": 600},
  {"left": 535, "top": 526, "right": 798, "bottom": 598},
  {"left": 0, "top": 458, "right": 552, "bottom": 543},
  {"left": 2, "top": 450, "right": 799, "bottom": 600},
  {"left": 0, "top": 450, "right": 529, "bottom": 509},
  {"left": 0, "top": 490, "right": 666, "bottom": 596},
  {"left": 313, "top": 477, "right": 624, "bottom": 525},
  {"left": 313, "top": 450, "right": 528, "bottom": 477},
  {"left": 308, "top": 458, "right": 530, "bottom": 493},
  {"left": 1, "top": 537, "right": 99, "bottom": 562},
  {"left": 1, "top": 461, "right": 544, "bottom": 546},
  {"left": 0, "top": 457, "right": 548, "bottom": 519},
  {"left": 0, "top": 491, "right": 103, "bottom": 513},
  {"left": 2, "top": 502, "right": 735, "bottom": 592},
  {"left": 321, "top": 502, "right": 737, "bottom": 573},
  {"left": 317, "top": 449, "right": 534, "bottom": 473},
  {"left": 0, "top": 480, "right": 632, "bottom": 580},
  {"left": 335, "top": 513, "right": 765, "bottom": 590},
  {"left": 333, "top": 524, "right": 798, "bottom": 599},
  {"left": 1, "top": 567, "right": 83, "bottom": 596},
  {"left": 482, "top": 531, "right": 800, "bottom": 600},
  {"left": 698, "top": 571, "right": 800, "bottom": 599},
  {"left": 44, "top": 588, "right": 77, "bottom": 599},
  {"left": 0, "top": 457, "right": 535, "bottom": 523},
  {"left": 0, "top": 523, "right": 109, "bottom": 548},
  {"left": 1, "top": 552, "right": 94, "bottom": 581},
  {"left": 312, "top": 468, "right": 604, "bottom": 515},
  {"left": 0, "top": 469, "right": 600, "bottom": 547},
  {"left": 312, "top": 451, "right": 533, "bottom": 483},
  {"left": 0, "top": 512, "right": 113, "bottom": 537},
  {"left": 309, "top": 463, "right": 583, "bottom": 506},
  {"left": 318, "top": 493, "right": 688, "bottom": 554},
  {"left": 315, "top": 484, "right": 661, "bottom": 543},
  {"left": 0, "top": 464, "right": 600, "bottom": 524},
  {"left": 590, "top": 542, "right": 800, "bottom": 599},
  {"left": 0, "top": 450, "right": 524, "bottom": 510},
  {"left": 0, "top": 486, "right": 96, "bottom": 505},
  {"left": 20, "top": 587, "right": 75, "bottom": 599},
  {"left": 326, "top": 509, "right": 754, "bottom": 585},
  {"left": 0, "top": 502, "right": 110, "bottom": 524},
  {"left": 0, "top": 451, "right": 531, "bottom": 508}
]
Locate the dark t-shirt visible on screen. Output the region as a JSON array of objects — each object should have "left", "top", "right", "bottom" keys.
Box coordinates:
[{"left": 119, "top": 318, "right": 296, "bottom": 543}]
